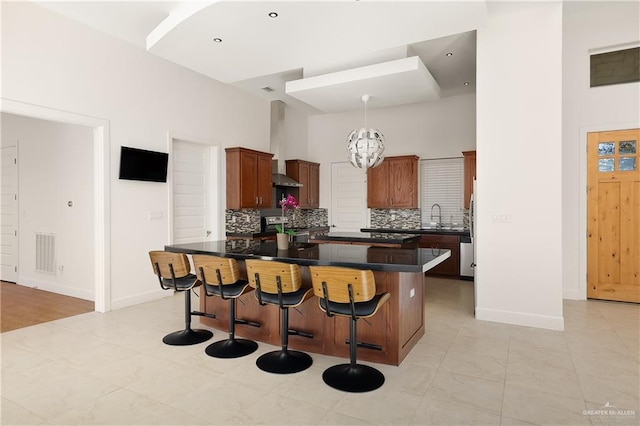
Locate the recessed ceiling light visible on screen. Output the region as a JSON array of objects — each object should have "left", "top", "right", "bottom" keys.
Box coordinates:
[
  {"left": 268, "top": 12, "right": 278, "bottom": 18},
  {"left": 464, "top": 82, "right": 470, "bottom": 86},
  {"left": 445, "top": 52, "right": 453, "bottom": 57},
  {"left": 213, "top": 38, "right": 222, "bottom": 43}
]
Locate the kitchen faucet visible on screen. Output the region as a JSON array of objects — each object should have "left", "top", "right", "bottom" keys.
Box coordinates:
[{"left": 430, "top": 204, "right": 442, "bottom": 229}]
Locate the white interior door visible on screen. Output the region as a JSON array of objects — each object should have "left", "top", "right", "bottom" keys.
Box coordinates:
[
  {"left": 330, "top": 162, "right": 367, "bottom": 232},
  {"left": 0, "top": 146, "right": 18, "bottom": 282},
  {"left": 172, "top": 140, "right": 214, "bottom": 244}
]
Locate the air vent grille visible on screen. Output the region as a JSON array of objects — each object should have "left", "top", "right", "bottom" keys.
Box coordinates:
[{"left": 35, "top": 232, "right": 56, "bottom": 274}]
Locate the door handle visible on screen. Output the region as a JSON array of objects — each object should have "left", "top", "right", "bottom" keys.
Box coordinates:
[{"left": 206, "top": 230, "right": 211, "bottom": 237}]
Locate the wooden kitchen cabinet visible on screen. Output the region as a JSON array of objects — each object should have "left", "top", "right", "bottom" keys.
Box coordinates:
[
  {"left": 463, "top": 150, "right": 476, "bottom": 209},
  {"left": 367, "top": 155, "right": 419, "bottom": 208},
  {"left": 226, "top": 147, "right": 273, "bottom": 209},
  {"left": 285, "top": 159, "right": 320, "bottom": 208},
  {"left": 419, "top": 234, "right": 460, "bottom": 277}
]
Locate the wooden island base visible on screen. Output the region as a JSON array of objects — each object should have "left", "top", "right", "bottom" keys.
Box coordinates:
[{"left": 199, "top": 265, "right": 425, "bottom": 366}]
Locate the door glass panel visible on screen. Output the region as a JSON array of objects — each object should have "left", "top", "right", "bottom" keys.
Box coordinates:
[
  {"left": 619, "top": 140, "right": 636, "bottom": 154},
  {"left": 619, "top": 157, "right": 636, "bottom": 171},
  {"left": 598, "top": 158, "right": 615, "bottom": 172},
  {"left": 598, "top": 142, "right": 615, "bottom": 156}
]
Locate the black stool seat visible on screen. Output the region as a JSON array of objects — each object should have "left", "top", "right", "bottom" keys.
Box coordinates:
[
  {"left": 310, "top": 265, "right": 390, "bottom": 393},
  {"left": 149, "top": 251, "right": 213, "bottom": 346},
  {"left": 193, "top": 255, "right": 259, "bottom": 359},
  {"left": 246, "top": 259, "right": 314, "bottom": 374}
]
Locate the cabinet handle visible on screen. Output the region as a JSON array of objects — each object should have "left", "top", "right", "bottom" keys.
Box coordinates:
[{"left": 255, "top": 196, "right": 259, "bottom": 205}]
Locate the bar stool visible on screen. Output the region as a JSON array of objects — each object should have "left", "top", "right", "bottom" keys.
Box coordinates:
[
  {"left": 148, "top": 251, "right": 214, "bottom": 346},
  {"left": 309, "top": 265, "right": 390, "bottom": 392},
  {"left": 192, "top": 255, "right": 259, "bottom": 358},
  {"left": 245, "top": 259, "right": 314, "bottom": 374}
]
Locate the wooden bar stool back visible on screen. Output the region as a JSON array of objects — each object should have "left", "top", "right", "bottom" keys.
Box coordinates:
[
  {"left": 245, "top": 259, "right": 314, "bottom": 374},
  {"left": 309, "top": 265, "right": 390, "bottom": 392},
  {"left": 148, "top": 251, "right": 213, "bottom": 346},
  {"left": 192, "top": 255, "right": 259, "bottom": 358}
]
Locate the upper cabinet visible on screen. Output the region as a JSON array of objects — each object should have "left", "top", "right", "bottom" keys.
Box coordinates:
[
  {"left": 462, "top": 150, "right": 476, "bottom": 209},
  {"left": 286, "top": 159, "right": 320, "bottom": 208},
  {"left": 226, "top": 147, "right": 273, "bottom": 209},
  {"left": 367, "top": 155, "right": 419, "bottom": 208}
]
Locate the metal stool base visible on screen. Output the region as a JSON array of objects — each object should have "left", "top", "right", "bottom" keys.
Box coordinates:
[
  {"left": 322, "top": 363, "right": 385, "bottom": 392},
  {"left": 205, "top": 338, "right": 258, "bottom": 358},
  {"left": 256, "top": 350, "right": 313, "bottom": 374},
  {"left": 162, "top": 328, "right": 213, "bottom": 346}
]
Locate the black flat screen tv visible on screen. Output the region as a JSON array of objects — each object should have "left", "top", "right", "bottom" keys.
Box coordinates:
[{"left": 118, "top": 146, "right": 169, "bottom": 182}]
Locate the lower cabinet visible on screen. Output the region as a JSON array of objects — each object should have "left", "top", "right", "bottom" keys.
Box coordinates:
[
  {"left": 199, "top": 267, "right": 424, "bottom": 366},
  {"left": 419, "top": 234, "right": 460, "bottom": 277}
]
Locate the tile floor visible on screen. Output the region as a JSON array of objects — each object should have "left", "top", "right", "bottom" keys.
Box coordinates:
[{"left": 1, "top": 278, "right": 638, "bottom": 425}]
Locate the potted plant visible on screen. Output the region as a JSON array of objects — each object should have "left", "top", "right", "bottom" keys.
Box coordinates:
[{"left": 275, "top": 194, "right": 299, "bottom": 250}]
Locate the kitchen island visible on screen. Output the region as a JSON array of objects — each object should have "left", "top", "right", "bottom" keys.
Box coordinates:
[{"left": 165, "top": 240, "right": 450, "bottom": 365}]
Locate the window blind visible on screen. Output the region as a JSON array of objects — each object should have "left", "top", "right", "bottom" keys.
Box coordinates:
[{"left": 420, "top": 158, "right": 464, "bottom": 226}]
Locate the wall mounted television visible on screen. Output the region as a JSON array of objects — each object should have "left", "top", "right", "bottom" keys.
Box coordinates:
[{"left": 118, "top": 146, "right": 169, "bottom": 182}]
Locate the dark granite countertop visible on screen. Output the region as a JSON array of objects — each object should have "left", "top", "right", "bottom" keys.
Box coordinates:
[
  {"left": 361, "top": 228, "right": 470, "bottom": 237},
  {"left": 226, "top": 226, "right": 330, "bottom": 239},
  {"left": 165, "top": 240, "right": 450, "bottom": 273},
  {"left": 313, "top": 232, "right": 420, "bottom": 244}
]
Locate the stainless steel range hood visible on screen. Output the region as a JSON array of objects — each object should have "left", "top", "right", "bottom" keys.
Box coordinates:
[
  {"left": 272, "top": 160, "right": 302, "bottom": 187},
  {"left": 270, "top": 100, "right": 302, "bottom": 187}
]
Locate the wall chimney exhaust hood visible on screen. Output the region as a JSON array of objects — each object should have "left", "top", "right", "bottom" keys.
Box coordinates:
[
  {"left": 272, "top": 160, "right": 302, "bottom": 187},
  {"left": 269, "top": 101, "right": 302, "bottom": 187}
]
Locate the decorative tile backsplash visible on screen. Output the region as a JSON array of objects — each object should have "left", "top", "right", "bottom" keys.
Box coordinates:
[
  {"left": 225, "top": 208, "right": 329, "bottom": 233},
  {"left": 225, "top": 209, "right": 261, "bottom": 233},
  {"left": 294, "top": 208, "right": 328, "bottom": 228},
  {"left": 370, "top": 209, "right": 421, "bottom": 229},
  {"left": 226, "top": 207, "right": 466, "bottom": 234}
]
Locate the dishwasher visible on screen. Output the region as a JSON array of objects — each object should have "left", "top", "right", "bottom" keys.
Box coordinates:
[{"left": 460, "top": 235, "right": 474, "bottom": 280}]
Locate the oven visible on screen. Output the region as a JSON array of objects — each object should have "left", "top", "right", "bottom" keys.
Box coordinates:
[{"left": 261, "top": 216, "right": 311, "bottom": 243}]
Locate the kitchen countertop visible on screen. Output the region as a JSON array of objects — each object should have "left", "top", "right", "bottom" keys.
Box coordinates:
[
  {"left": 361, "top": 227, "right": 470, "bottom": 237},
  {"left": 312, "top": 231, "right": 420, "bottom": 245},
  {"left": 165, "top": 239, "right": 450, "bottom": 273},
  {"left": 226, "top": 226, "right": 330, "bottom": 239}
]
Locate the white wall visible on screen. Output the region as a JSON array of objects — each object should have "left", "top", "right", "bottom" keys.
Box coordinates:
[
  {"left": 306, "top": 94, "right": 477, "bottom": 209},
  {"left": 476, "top": 2, "right": 564, "bottom": 329},
  {"left": 1, "top": 1, "right": 271, "bottom": 309},
  {"left": 1, "top": 113, "right": 94, "bottom": 299},
  {"left": 562, "top": 1, "right": 640, "bottom": 300}
]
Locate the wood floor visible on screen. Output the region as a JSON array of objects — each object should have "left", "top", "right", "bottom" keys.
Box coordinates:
[{"left": 0, "top": 281, "right": 94, "bottom": 333}]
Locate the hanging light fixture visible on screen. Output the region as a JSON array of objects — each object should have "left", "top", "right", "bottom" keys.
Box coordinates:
[{"left": 347, "top": 95, "right": 385, "bottom": 169}]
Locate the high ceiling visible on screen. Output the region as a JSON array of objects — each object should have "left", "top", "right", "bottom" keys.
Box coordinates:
[{"left": 36, "top": 1, "right": 484, "bottom": 114}]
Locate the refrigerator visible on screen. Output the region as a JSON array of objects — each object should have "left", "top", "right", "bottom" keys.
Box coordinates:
[
  {"left": 460, "top": 179, "right": 476, "bottom": 280},
  {"left": 470, "top": 179, "right": 477, "bottom": 313}
]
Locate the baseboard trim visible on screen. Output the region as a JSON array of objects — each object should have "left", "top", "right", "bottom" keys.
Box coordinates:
[
  {"left": 17, "top": 277, "right": 93, "bottom": 301},
  {"left": 110, "top": 289, "right": 170, "bottom": 310},
  {"left": 475, "top": 307, "right": 564, "bottom": 331},
  {"left": 563, "top": 288, "right": 583, "bottom": 300}
]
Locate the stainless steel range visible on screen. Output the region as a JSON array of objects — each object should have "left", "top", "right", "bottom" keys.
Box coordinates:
[{"left": 261, "top": 216, "right": 310, "bottom": 242}]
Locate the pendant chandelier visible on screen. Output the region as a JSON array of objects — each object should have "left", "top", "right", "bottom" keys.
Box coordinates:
[{"left": 347, "top": 94, "right": 385, "bottom": 169}]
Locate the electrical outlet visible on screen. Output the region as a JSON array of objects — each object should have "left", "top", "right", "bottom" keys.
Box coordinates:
[
  {"left": 491, "top": 213, "right": 512, "bottom": 223},
  {"left": 149, "top": 211, "right": 163, "bottom": 220}
]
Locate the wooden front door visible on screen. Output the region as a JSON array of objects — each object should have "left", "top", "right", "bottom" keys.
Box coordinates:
[{"left": 587, "top": 129, "right": 640, "bottom": 302}]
